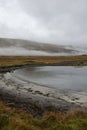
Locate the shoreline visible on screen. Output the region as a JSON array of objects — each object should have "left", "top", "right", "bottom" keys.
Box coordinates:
[
  {"left": 0, "top": 55, "right": 87, "bottom": 116},
  {"left": 0, "top": 69, "right": 87, "bottom": 116}
]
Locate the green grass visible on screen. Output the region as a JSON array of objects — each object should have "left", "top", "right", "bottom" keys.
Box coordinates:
[{"left": 0, "top": 101, "right": 87, "bottom": 130}]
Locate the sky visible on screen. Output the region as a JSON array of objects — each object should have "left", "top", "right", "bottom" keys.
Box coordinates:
[{"left": 0, "top": 0, "right": 87, "bottom": 45}]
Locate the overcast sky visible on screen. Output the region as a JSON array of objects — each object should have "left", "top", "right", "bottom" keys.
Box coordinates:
[{"left": 0, "top": 0, "right": 87, "bottom": 45}]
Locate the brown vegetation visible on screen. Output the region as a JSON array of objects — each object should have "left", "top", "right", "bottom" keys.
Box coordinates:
[
  {"left": 0, "top": 101, "right": 87, "bottom": 130},
  {"left": 0, "top": 55, "right": 87, "bottom": 67},
  {"left": 0, "top": 55, "right": 87, "bottom": 129}
]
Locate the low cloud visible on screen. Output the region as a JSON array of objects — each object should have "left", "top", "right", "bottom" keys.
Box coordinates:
[{"left": 0, "top": 0, "right": 87, "bottom": 45}]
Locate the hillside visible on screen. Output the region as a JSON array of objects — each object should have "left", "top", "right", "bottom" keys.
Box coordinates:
[{"left": 0, "top": 38, "right": 74, "bottom": 55}]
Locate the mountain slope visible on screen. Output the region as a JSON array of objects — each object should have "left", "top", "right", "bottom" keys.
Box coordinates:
[
  {"left": 0, "top": 38, "right": 74, "bottom": 52},
  {"left": 1, "top": 38, "right": 86, "bottom": 56}
]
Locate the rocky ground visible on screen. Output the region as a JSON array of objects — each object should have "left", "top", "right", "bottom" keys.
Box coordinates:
[
  {"left": 0, "top": 55, "right": 87, "bottom": 116},
  {"left": 0, "top": 68, "right": 87, "bottom": 117}
]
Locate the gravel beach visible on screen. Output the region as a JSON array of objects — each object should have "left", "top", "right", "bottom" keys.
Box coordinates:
[{"left": 0, "top": 67, "right": 87, "bottom": 116}]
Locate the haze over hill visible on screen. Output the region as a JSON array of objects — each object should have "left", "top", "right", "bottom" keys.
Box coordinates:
[
  {"left": 0, "top": 38, "right": 77, "bottom": 56},
  {"left": 0, "top": 38, "right": 87, "bottom": 56}
]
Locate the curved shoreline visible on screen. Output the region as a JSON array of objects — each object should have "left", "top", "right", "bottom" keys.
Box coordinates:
[{"left": 0, "top": 69, "right": 87, "bottom": 116}]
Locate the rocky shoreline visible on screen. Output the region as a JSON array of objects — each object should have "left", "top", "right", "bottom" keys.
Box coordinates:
[{"left": 0, "top": 66, "right": 87, "bottom": 117}]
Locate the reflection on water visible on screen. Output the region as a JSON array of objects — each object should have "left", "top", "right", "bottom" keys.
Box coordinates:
[{"left": 12, "top": 66, "right": 87, "bottom": 91}]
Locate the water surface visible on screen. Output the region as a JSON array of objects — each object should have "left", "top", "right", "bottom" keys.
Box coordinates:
[{"left": 12, "top": 66, "right": 87, "bottom": 91}]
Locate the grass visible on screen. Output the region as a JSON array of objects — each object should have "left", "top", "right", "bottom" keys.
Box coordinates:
[
  {"left": 0, "top": 55, "right": 87, "bottom": 129},
  {"left": 0, "top": 55, "right": 87, "bottom": 67},
  {"left": 0, "top": 101, "right": 87, "bottom": 130}
]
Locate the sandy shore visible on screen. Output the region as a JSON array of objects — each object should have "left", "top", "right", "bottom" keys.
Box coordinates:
[{"left": 0, "top": 70, "right": 87, "bottom": 116}]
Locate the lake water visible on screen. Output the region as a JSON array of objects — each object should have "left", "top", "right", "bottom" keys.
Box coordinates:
[{"left": 12, "top": 66, "right": 87, "bottom": 91}]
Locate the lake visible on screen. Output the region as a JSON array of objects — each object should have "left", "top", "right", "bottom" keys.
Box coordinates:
[{"left": 12, "top": 66, "right": 87, "bottom": 91}]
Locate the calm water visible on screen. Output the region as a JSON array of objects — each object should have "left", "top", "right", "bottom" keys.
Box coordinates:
[{"left": 13, "top": 66, "right": 87, "bottom": 91}]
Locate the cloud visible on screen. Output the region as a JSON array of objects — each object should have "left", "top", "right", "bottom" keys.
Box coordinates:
[
  {"left": 0, "top": 0, "right": 50, "bottom": 41},
  {"left": 0, "top": 0, "right": 87, "bottom": 45}
]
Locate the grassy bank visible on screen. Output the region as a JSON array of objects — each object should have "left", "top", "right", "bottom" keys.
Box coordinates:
[
  {"left": 0, "top": 56, "right": 87, "bottom": 129},
  {"left": 0, "top": 55, "right": 87, "bottom": 67},
  {"left": 0, "top": 101, "right": 86, "bottom": 130}
]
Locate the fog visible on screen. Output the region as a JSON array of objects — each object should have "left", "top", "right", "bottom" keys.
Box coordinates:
[{"left": 0, "top": 47, "right": 51, "bottom": 56}]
